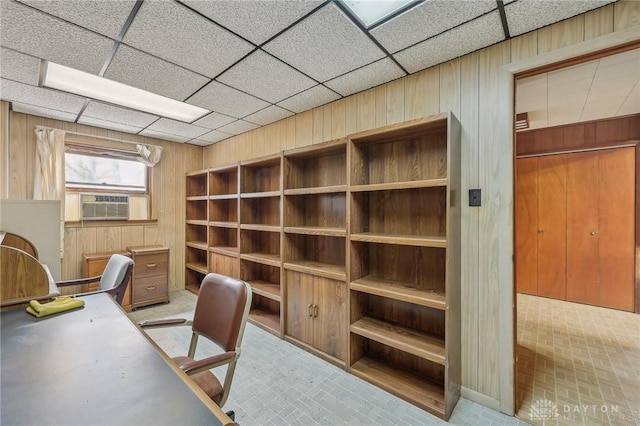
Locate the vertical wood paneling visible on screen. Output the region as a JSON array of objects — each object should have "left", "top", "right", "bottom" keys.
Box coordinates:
[
  {"left": 0, "top": 101, "right": 9, "bottom": 199},
  {"left": 511, "top": 32, "right": 538, "bottom": 63},
  {"left": 345, "top": 96, "right": 358, "bottom": 134},
  {"left": 295, "top": 110, "right": 313, "bottom": 148},
  {"left": 322, "top": 104, "right": 332, "bottom": 142},
  {"left": 385, "top": 78, "right": 405, "bottom": 124},
  {"left": 405, "top": 67, "right": 440, "bottom": 120},
  {"left": 584, "top": 4, "right": 614, "bottom": 39},
  {"left": 356, "top": 89, "right": 376, "bottom": 132},
  {"left": 8, "top": 112, "right": 27, "bottom": 199},
  {"left": 374, "top": 85, "right": 387, "bottom": 128},
  {"left": 312, "top": 107, "right": 324, "bottom": 144},
  {"left": 439, "top": 59, "right": 461, "bottom": 116},
  {"left": 538, "top": 15, "right": 585, "bottom": 54},
  {"left": 614, "top": 0, "right": 640, "bottom": 30},
  {"left": 331, "top": 99, "right": 346, "bottom": 139},
  {"left": 285, "top": 116, "right": 297, "bottom": 151}
]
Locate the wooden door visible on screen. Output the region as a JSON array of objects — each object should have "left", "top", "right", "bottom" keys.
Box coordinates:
[
  {"left": 285, "top": 270, "right": 314, "bottom": 344},
  {"left": 515, "top": 157, "right": 539, "bottom": 295},
  {"left": 598, "top": 147, "right": 635, "bottom": 311},
  {"left": 537, "top": 155, "right": 567, "bottom": 300},
  {"left": 566, "top": 152, "right": 599, "bottom": 305},
  {"left": 312, "top": 276, "right": 347, "bottom": 361}
]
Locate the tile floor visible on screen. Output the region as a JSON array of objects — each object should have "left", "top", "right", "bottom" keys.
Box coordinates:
[
  {"left": 516, "top": 293, "right": 640, "bottom": 426},
  {"left": 129, "top": 290, "right": 526, "bottom": 426}
]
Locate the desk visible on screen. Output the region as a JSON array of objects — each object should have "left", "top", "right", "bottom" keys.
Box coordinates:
[{"left": 1, "top": 293, "right": 233, "bottom": 426}]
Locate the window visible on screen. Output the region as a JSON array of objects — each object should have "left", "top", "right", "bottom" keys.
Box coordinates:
[{"left": 65, "top": 151, "right": 148, "bottom": 193}]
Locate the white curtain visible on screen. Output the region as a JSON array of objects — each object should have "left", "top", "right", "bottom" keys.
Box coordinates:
[
  {"left": 34, "top": 128, "right": 66, "bottom": 258},
  {"left": 136, "top": 143, "right": 163, "bottom": 167}
]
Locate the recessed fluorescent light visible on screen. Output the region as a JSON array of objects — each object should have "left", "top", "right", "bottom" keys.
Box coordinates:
[
  {"left": 41, "top": 61, "right": 209, "bottom": 123},
  {"left": 341, "top": 0, "right": 417, "bottom": 28}
]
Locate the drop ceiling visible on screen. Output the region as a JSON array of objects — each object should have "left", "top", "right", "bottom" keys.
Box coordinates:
[{"left": 0, "top": 0, "right": 617, "bottom": 146}]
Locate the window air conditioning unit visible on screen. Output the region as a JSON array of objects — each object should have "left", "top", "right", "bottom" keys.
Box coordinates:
[{"left": 80, "top": 194, "right": 129, "bottom": 220}]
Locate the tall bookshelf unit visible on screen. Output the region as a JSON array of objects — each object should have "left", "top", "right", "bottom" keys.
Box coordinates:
[
  {"left": 239, "top": 154, "right": 283, "bottom": 335},
  {"left": 186, "top": 112, "right": 461, "bottom": 420},
  {"left": 348, "top": 113, "right": 461, "bottom": 420}
]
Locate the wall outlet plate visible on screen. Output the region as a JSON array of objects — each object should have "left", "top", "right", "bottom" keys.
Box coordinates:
[{"left": 469, "top": 189, "right": 481, "bottom": 207}]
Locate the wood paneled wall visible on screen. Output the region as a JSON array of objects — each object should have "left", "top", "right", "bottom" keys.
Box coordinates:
[
  {"left": 1, "top": 109, "right": 203, "bottom": 293},
  {"left": 203, "top": 1, "right": 639, "bottom": 414}
]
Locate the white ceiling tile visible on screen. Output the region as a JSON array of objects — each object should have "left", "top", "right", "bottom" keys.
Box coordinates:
[
  {"left": 139, "top": 129, "right": 190, "bottom": 143},
  {"left": 77, "top": 116, "right": 143, "bottom": 134},
  {"left": 244, "top": 105, "right": 294, "bottom": 126},
  {"left": 187, "top": 81, "right": 270, "bottom": 118},
  {"left": 123, "top": 1, "right": 253, "bottom": 78},
  {"left": 372, "top": 0, "right": 497, "bottom": 53},
  {"left": 0, "top": 47, "right": 41, "bottom": 85},
  {"left": 264, "top": 3, "right": 385, "bottom": 82},
  {"left": 16, "top": 0, "right": 136, "bottom": 39},
  {"left": 1, "top": 78, "right": 85, "bottom": 113},
  {"left": 276, "top": 85, "right": 340, "bottom": 114},
  {"left": 616, "top": 82, "right": 640, "bottom": 116},
  {"left": 146, "top": 118, "right": 210, "bottom": 139},
  {"left": 218, "top": 50, "right": 316, "bottom": 103},
  {"left": 394, "top": 11, "right": 504, "bottom": 74},
  {"left": 194, "top": 130, "right": 234, "bottom": 144},
  {"left": 505, "top": 0, "right": 614, "bottom": 37},
  {"left": 183, "top": 0, "right": 323, "bottom": 45},
  {"left": 187, "top": 139, "right": 213, "bottom": 147},
  {"left": 325, "top": 58, "right": 405, "bottom": 97},
  {"left": 11, "top": 102, "right": 77, "bottom": 122},
  {"left": 217, "top": 120, "right": 260, "bottom": 136},
  {"left": 82, "top": 101, "right": 158, "bottom": 128},
  {"left": 193, "top": 112, "right": 236, "bottom": 129},
  {"left": 104, "top": 45, "right": 209, "bottom": 101},
  {"left": 1, "top": 0, "right": 113, "bottom": 74}
]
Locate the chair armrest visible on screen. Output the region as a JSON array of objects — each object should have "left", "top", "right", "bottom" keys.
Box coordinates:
[
  {"left": 139, "top": 318, "right": 189, "bottom": 329},
  {"left": 181, "top": 351, "right": 237, "bottom": 375},
  {"left": 56, "top": 276, "right": 101, "bottom": 287}
]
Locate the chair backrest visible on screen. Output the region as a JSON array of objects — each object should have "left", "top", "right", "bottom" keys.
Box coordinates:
[
  {"left": 0, "top": 231, "right": 39, "bottom": 259},
  {"left": 192, "top": 273, "right": 252, "bottom": 353},
  {"left": 99, "top": 254, "right": 134, "bottom": 304}
]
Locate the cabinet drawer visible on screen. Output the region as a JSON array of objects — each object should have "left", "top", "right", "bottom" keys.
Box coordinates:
[
  {"left": 133, "top": 275, "right": 168, "bottom": 302},
  {"left": 134, "top": 254, "right": 168, "bottom": 278}
]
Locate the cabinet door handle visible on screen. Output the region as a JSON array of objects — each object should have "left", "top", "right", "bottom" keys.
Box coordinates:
[
  {"left": 313, "top": 304, "right": 319, "bottom": 318},
  {"left": 146, "top": 263, "right": 157, "bottom": 268},
  {"left": 590, "top": 231, "right": 598, "bottom": 236},
  {"left": 146, "top": 286, "right": 157, "bottom": 291},
  {"left": 307, "top": 303, "right": 313, "bottom": 317}
]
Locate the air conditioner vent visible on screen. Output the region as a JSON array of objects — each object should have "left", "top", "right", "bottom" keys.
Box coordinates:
[{"left": 80, "top": 194, "right": 129, "bottom": 220}]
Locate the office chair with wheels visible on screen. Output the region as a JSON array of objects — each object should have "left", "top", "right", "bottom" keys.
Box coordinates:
[
  {"left": 139, "top": 273, "right": 252, "bottom": 418},
  {"left": 56, "top": 253, "right": 134, "bottom": 305}
]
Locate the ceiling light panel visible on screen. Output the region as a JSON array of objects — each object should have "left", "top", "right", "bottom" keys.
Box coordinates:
[
  {"left": 0, "top": 47, "right": 41, "bottom": 85},
  {"left": 77, "top": 116, "right": 143, "bottom": 134},
  {"left": 194, "top": 112, "right": 237, "bottom": 130},
  {"left": 504, "top": 0, "right": 614, "bottom": 37},
  {"left": 264, "top": 3, "right": 385, "bottom": 82},
  {"left": 194, "top": 130, "right": 234, "bottom": 144},
  {"left": 122, "top": 1, "right": 253, "bottom": 78},
  {"left": 244, "top": 105, "right": 294, "bottom": 126},
  {"left": 139, "top": 129, "right": 190, "bottom": 143},
  {"left": 217, "top": 120, "right": 260, "bottom": 136},
  {"left": 11, "top": 102, "right": 78, "bottom": 122},
  {"left": 394, "top": 11, "right": 504, "bottom": 73},
  {"left": 187, "top": 81, "right": 270, "bottom": 118},
  {"left": 146, "top": 118, "right": 210, "bottom": 139},
  {"left": 1, "top": 0, "right": 113, "bottom": 74},
  {"left": 16, "top": 0, "right": 136, "bottom": 39},
  {"left": 1, "top": 78, "right": 85, "bottom": 113},
  {"left": 342, "top": 0, "right": 417, "bottom": 28},
  {"left": 218, "top": 50, "right": 316, "bottom": 103},
  {"left": 325, "top": 58, "right": 405, "bottom": 96},
  {"left": 183, "top": 0, "right": 323, "bottom": 45},
  {"left": 277, "top": 84, "right": 340, "bottom": 113},
  {"left": 82, "top": 101, "right": 159, "bottom": 128},
  {"left": 104, "top": 45, "right": 209, "bottom": 102},
  {"left": 371, "top": 0, "right": 496, "bottom": 53}
]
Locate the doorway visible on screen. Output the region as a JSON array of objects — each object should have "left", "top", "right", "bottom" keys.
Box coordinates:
[{"left": 513, "top": 47, "right": 640, "bottom": 424}]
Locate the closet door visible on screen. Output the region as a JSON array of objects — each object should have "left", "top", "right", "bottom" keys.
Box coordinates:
[
  {"left": 537, "top": 155, "right": 567, "bottom": 300},
  {"left": 516, "top": 157, "right": 539, "bottom": 295},
  {"left": 598, "top": 147, "right": 635, "bottom": 311},
  {"left": 566, "top": 152, "right": 599, "bottom": 305}
]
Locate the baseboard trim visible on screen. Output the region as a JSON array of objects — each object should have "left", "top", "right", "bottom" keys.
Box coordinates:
[{"left": 461, "top": 386, "right": 501, "bottom": 412}]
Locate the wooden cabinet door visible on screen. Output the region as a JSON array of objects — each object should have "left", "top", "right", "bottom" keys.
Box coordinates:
[
  {"left": 285, "top": 270, "right": 314, "bottom": 345},
  {"left": 312, "top": 276, "right": 347, "bottom": 361},
  {"left": 537, "top": 154, "right": 567, "bottom": 300},
  {"left": 516, "top": 157, "right": 539, "bottom": 295},
  {"left": 598, "top": 147, "right": 635, "bottom": 311},
  {"left": 566, "top": 152, "right": 599, "bottom": 306}
]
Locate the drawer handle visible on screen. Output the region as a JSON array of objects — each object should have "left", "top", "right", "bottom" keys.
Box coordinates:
[
  {"left": 146, "top": 286, "right": 157, "bottom": 291},
  {"left": 146, "top": 263, "right": 157, "bottom": 268}
]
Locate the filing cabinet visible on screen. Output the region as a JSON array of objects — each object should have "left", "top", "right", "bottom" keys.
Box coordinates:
[
  {"left": 126, "top": 245, "right": 170, "bottom": 309},
  {"left": 83, "top": 250, "right": 132, "bottom": 312}
]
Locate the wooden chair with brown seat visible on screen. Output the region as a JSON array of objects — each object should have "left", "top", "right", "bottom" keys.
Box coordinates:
[
  {"left": 139, "top": 272, "right": 252, "bottom": 420},
  {"left": 56, "top": 253, "right": 134, "bottom": 305}
]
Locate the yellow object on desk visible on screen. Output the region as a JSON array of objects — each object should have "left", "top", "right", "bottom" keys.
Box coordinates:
[{"left": 26, "top": 297, "right": 85, "bottom": 318}]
